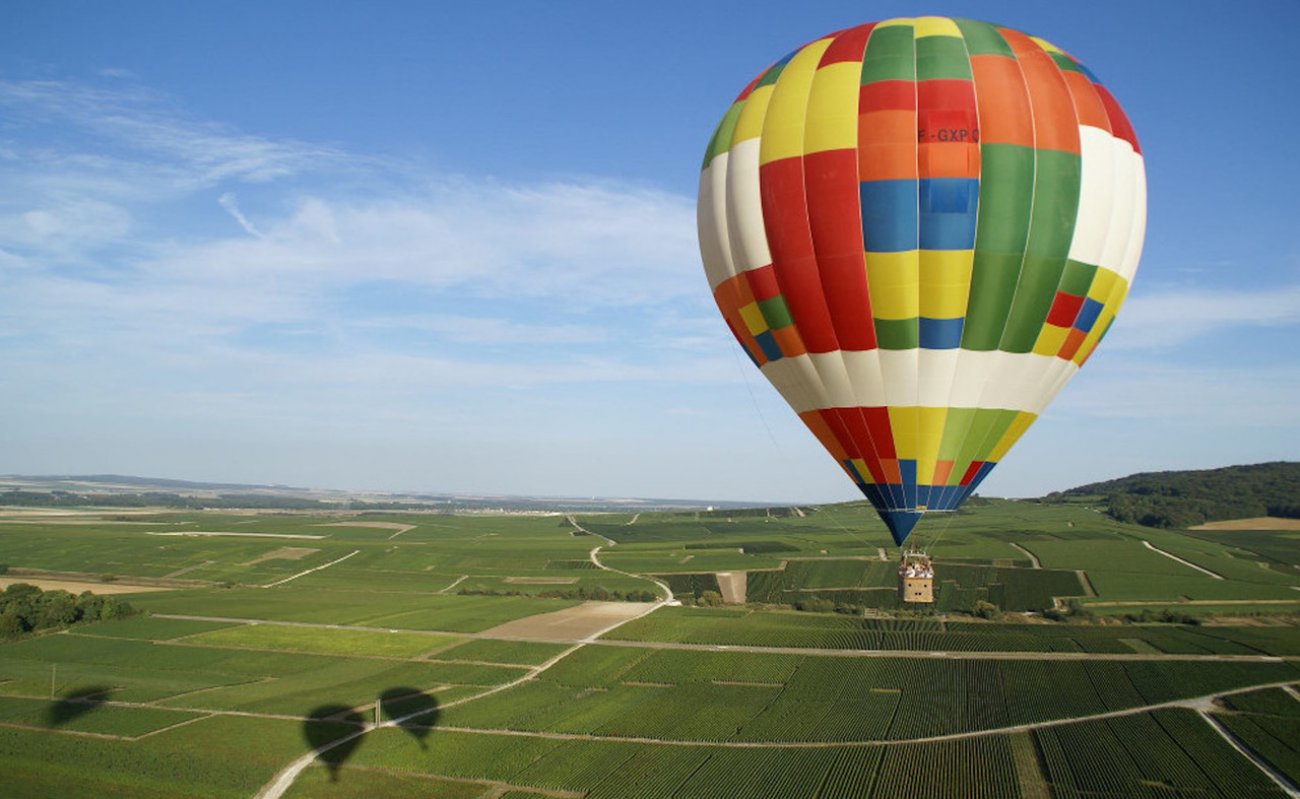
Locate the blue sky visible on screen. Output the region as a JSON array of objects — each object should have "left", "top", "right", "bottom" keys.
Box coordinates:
[{"left": 1, "top": 1, "right": 1297, "bottom": 503}]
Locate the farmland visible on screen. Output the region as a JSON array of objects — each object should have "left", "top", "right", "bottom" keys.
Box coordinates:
[{"left": 0, "top": 498, "right": 1296, "bottom": 797}]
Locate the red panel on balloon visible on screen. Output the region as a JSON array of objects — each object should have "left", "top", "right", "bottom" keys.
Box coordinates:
[{"left": 760, "top": 156, "right": 840, "bottom": 353}]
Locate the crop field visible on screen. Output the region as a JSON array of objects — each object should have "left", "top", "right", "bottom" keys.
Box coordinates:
[{"left": 0, "top": 500, "right": 1296, "bottom": 796}]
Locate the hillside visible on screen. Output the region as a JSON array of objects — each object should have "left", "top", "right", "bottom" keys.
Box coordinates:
[{"left": 1051, "top": 462, "right": 1300, "bottom": 528}]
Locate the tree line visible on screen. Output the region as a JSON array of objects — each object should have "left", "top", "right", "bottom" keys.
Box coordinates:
[
  {"left": 0, "top": 582, "right": 138, "bottom": 638},
  {"left": 1047, "top": 461, "right": 1300, "bottom": 528}
]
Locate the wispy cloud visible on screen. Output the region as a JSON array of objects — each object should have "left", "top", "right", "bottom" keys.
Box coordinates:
[
  {"left": 0, "top": 78, "right": 345, "bottom": 186},
  {"left": 1113, "top": 283, "right": 1300, "bottom": 350},
  {"left": 0, "top": 74, "right": 714, "bottom": 439},
  {"left": 1054, "top": 360, "right": 1300, "bottom": 426},
  {"left": 216, "top": 192, "right": 262, "bottom": 238}
]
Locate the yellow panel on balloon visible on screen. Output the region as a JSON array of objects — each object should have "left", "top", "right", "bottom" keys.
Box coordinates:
[
  {"left": 913, "top": 16, "right": 961, "bottom": 38},
  {"left": 804, "top": 62, "right": 862, "bottom": 154},
  {"left": 866, "top": 250, "right": 920, "bottom": 320},
  {"left": 918, "top": 250, "right": 974, "bottom": 319},
  {"left": 989, "top": 411, "right": 1037, "bottom": 462},
  {"left": 759, "top": 39, "right": 832, "bottom": 165},
  {"left": 887, "top": 406, "right": 920, "bottom": 462},
  {"left": 732, "top": 84, "right": 774, "bottom": 145},
  {"left": 916, "top": 406, "right": 948, "bottom": 486}
]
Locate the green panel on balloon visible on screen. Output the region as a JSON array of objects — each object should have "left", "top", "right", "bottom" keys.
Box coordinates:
[
  {"left": 972, "top": 145, "right": 1035, "bottom": 253},
  {"left": 875, "top": 318, "right": 920, "bottom": 350},
  {"left": 703, "top": 102, "right": 743, "bottom": 169},
  {"left": 1059, "top": 259, "right": 1099, "bottom": 297},
  {"left": 915, "top": 35, "right": 972, "bottom": 81},
  {"left": 758, "top": 295, "right": 794, "bottom": 330},
  {"left": 860, "top": 25, "right": 915, "bottom": 83},
  {"left": 961, "top": 144, "right": 1034, "bottom": 351},
  {"left": 1049, "top": 52, "right": 1083, "bottom": 73},
  {"left": 936, "top": 408, "right": 977, "bottom": 461},
  {"left": 962, "top": 252, "right": 1024, "bottom": 351},
  {"left": 955, "top": 409, "right": 1019, "bottom": 466},
  {"left": 756, "top": 62, "right": 787, "bottom": 89},
  {"left": 1000, "top": 150, "right": 1081, "bottom": 352},
  {"left": 952, "top": 18, "right": 1014, "bottom": 57}
]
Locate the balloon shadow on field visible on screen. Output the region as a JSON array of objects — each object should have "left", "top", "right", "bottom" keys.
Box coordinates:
[
  {"left": 378, "top": 686, "right": 440, "bottom": 750},
  {"left": 303, "top": 704, "right": 367, "bottom": 782},
  {"left": 45, "top": 685, "right": 113, "bottom": 729}
]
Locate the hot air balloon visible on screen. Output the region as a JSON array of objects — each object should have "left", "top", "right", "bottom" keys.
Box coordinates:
[{"left": 697, "top": 17, "right": 1144, "bottom": 552}]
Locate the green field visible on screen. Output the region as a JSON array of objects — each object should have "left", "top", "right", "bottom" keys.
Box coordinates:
[{"left": 0, "top": 500, "right": 1296, "bottom": 797}]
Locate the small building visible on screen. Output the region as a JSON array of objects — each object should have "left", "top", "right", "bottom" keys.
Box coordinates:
[{"left": 898, "top": 550, "right": 934, "bottom": 604}]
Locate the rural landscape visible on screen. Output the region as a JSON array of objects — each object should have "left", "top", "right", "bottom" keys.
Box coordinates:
[{"left": 0, "top": 465, "right": 1297, "bottom": 798}]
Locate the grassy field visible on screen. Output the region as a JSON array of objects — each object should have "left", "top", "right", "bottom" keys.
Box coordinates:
[{"left": 0, "top": 500, "right": 1296, "bottom": 797}]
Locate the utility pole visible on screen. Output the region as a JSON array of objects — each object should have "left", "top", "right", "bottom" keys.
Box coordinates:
[{"left": 50, "top": 664, "right": 56, "bottom": 700}]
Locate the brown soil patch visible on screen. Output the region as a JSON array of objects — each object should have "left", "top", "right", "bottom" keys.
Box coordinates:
[
  {"left": 1190, "top": 517, "right": 1300, "bottom": 531},
  {"left": 716, "top": 571, "right": 746, "bottom": 604},
  {"left": 503, "top": 576, "right": 579, "bottom": 585},
  {"left": 0, "top": 577, "right": 171, "bottom": 595},
  {"left": 243, "top": 547, "right": 319, "bottom": 566},
  {"left": 481, "top": 601, "right": 649, "bottom": 641}
]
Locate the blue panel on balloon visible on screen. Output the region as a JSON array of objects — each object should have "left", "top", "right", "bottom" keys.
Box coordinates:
[
  {"left": 1073, "top": 297, "right": 1103, "bottom": 333},
  {"left": 932, "top": 485, "right": 962, "bottom": 510},
  {"left": 916, "top": 484, "right": 936, "bottom": 510},
  {"left": 754, "top": 331, "right": 783, "bottom": 362},
  {"left": 950, "top": 484, "right": 969, "bottom": 509},
  {"left": 919, "top": 317, "right": 963, "bottom": 349},
  {"left": 860, "top": 180, "right": 918, "bottom": 253},
  {"left": 919, "top": 178, "right": 978, "bottom": 249},
  {"left": 880, "top": 510, "right": 922, "bottom": 545},
  {"left": 898, "top": 460, "right": 918, "bottom": 510},
  {"left": 859, "top": 483, "right": 886, "bottom": 508}
]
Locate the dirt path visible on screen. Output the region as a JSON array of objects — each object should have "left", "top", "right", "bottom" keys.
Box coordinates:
[
  {"left": 1011, "top": 543, "right": 1042, "bottom": 569},
  {"left": 150, "top": 613, "right": 1290, "bottom": 663},
  {"left": 261, "top": 679, "right": 1300, "bottom": 754},
  {"left": 1075, "top": 570, "right": 1098, "bottom": 597},
  {"left": 716, "top": 571, "right": 746, "bottom": 604},
  {"left": 28, "top": 677, "right": 1298, "bottom": 753},
  {"left": 1199, "top": 709, "right": 1300, "bottom": 797},
  {"left": 261, "top": 550, "right": 360, "bottom": 588},
  {"left": 438, "top": 575, "right": 468, "bottom": 594},
  {"left": 1141, "top": 541, "right": 1225, "bottom": 579},
  {"left": 254, "top": 545, "right": 670, "bottom": 799},
  {"left": 566, "top": 515, "right": 615, "bottom": 546},
  {"left": 162, "top": 560, "right": 215, "bottom": 579}
]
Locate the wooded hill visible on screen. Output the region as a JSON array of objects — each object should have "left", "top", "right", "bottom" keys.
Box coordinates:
[{"left": 1049, "top": 461, "right": 1300, "bottom": 528}]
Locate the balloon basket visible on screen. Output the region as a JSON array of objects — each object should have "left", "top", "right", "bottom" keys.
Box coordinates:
[{"left": 898, "top": 547, "right": 934, "bottom": 604}]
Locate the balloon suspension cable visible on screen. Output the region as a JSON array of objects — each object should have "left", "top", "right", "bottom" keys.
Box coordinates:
[
  {"left": 923, "top": 505, "right": 961, "bottom": 555},
  {"left": 729, "top": 344, "right": 784, "bottom": 452},
  {"left": 728, "top": 344, "right": 860, "bottom": 542}
]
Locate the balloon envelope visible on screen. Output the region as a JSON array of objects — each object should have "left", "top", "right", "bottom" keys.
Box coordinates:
[{"left": 697, "top": 17, "right": 1144, "bottom": 544}]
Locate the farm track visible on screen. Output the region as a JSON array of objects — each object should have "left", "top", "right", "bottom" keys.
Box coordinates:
[
  {"left": 254, "top": 543, "right": 669, "bottom": 799},
  {"left": 1010, "top": 543, "right": 1042, "bottom": 569},
  {"left": 1199, "top": 708, "right": 1300, "bottom": 797},
  {"left": 260, "top": 549, "right": 360, "bottom": 588},
  {"left": 19, "top": 679, "right": 1299, "bottom": 751},
  {"left": 1142, "top": 540, "right": 1225, "bottom": 580},
  {"left": 150, "top": 613, "right": 1292, "bottom": 662}
]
